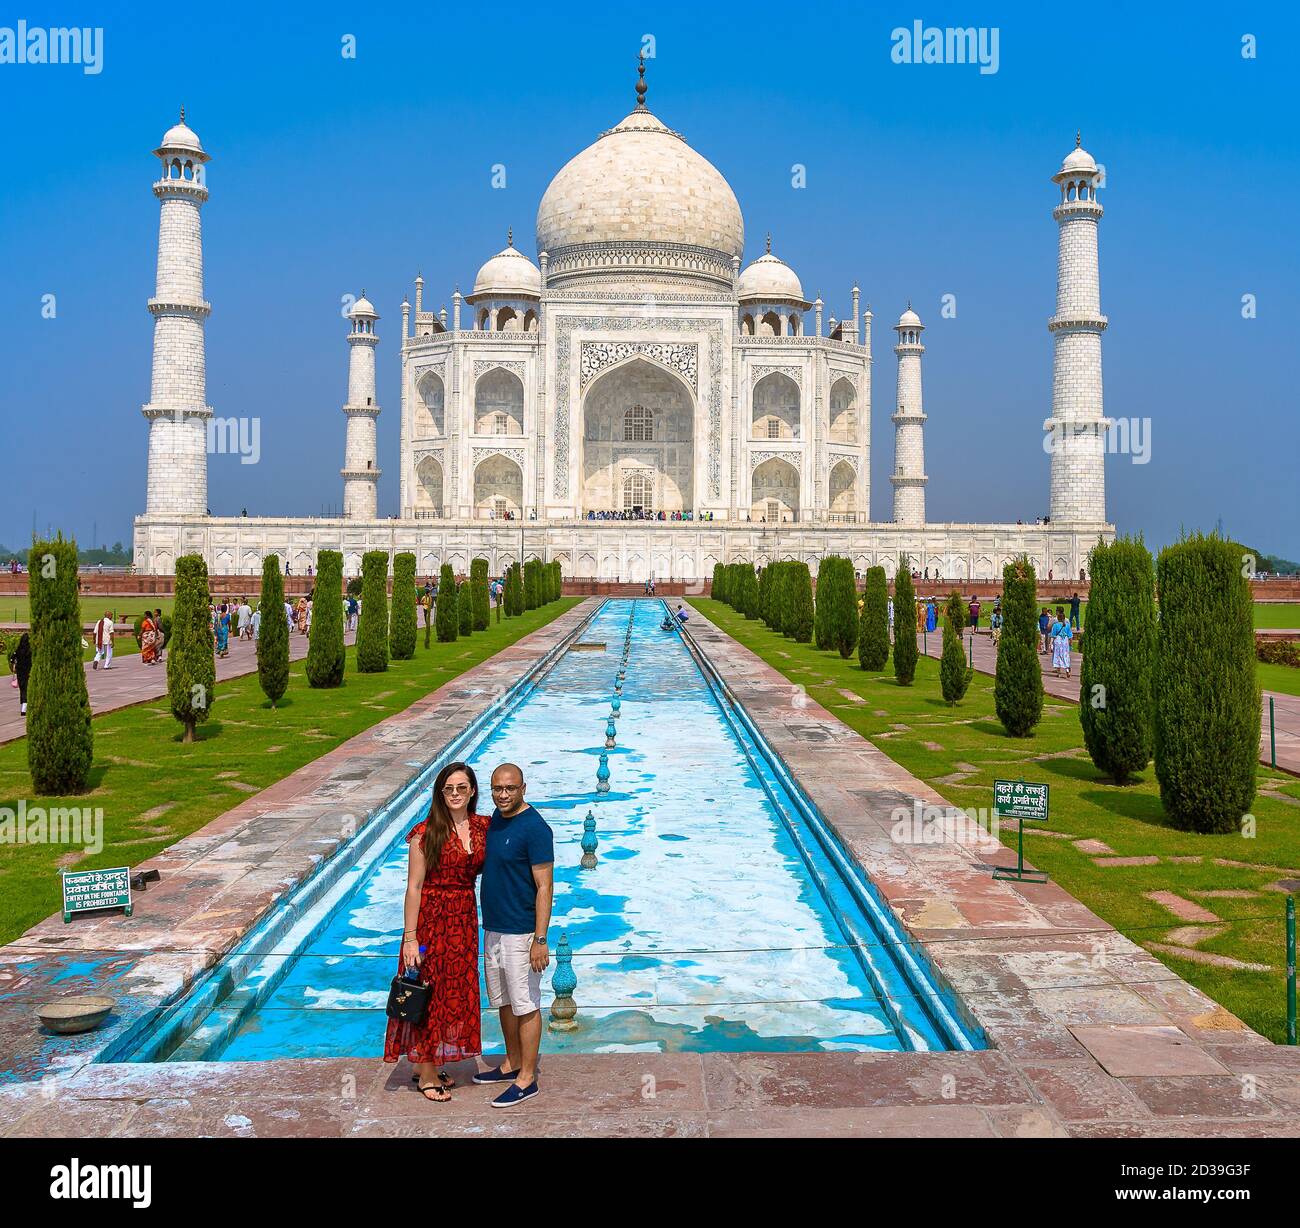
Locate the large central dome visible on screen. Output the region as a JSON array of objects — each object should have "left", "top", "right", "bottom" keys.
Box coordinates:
[{"left": 535, "top": 104, "right": 744, "bottom": 293}]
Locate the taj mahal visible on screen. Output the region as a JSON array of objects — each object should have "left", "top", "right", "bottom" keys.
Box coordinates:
[{"left": 132, "top": 64, "right": 1114, "bottom": 582}]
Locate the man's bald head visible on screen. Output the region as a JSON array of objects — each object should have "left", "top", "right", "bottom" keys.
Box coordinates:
[{"left": 490, "top": 763, "right": 527, "bottom": 815}]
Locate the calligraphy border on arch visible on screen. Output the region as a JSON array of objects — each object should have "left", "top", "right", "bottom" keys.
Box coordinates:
[{"left": 554, "top": 318, "right": 723, "bottom": 501}]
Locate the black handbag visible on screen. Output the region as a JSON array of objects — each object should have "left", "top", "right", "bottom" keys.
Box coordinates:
[{"left": 386, "top": 969, "right": 432, "bottom": 1025}]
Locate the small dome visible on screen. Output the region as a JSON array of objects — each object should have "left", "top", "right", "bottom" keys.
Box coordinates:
[
  {"left": 1062, "top": 146, "right": 1096, "bottom": 173},
  {"left": 897, "top": 306, "right": 922, "bottom": 327},
  {"left": 469, "top": 238, "right": 542, "bottom": 300},
  {"left": 159, "top": 120, "right": 203, "bottom": 154},
  {"left": 351, "top": 293, "right": 378, "bottom": 319},
  {"left": 737, "top": 248, "right": 805, "bottom": 302}
]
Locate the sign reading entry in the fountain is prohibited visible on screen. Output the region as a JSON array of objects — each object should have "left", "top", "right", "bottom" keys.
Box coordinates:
[
  {"left": 991, "top": 779, "right": 1049, "bottom": 883},
  {"left": 62, "top": 866, "right": 133, "bottom": 922}
]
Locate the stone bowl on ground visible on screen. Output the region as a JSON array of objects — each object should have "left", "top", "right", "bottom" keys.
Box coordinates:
[{"left": 36, "top": 996, "right": 115, "bottom": 1034}]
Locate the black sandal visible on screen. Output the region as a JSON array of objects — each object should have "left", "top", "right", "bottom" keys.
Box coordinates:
[
  {"left": 417, "top": 1082, "right": 451, "bottom": 1103},
  {"left": 410, "top": 1069, "right": 455, "bottom": 1089}
]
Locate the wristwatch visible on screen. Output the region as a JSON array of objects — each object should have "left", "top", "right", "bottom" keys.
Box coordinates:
[{"left": 531, "top": 935, "right": 548, "bottom": 945}]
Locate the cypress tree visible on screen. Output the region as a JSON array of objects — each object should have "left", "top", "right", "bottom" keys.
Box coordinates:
[
  {"left": 995, "top": 556, "right": 1043, "bottom": 736},
  {"left": 26, "top": 534, "right": 93, "bottom": 792},
  {"left": 858, "top": 566, "right": 890, "bottom": 670},
  {"left": 788, "top": 561, "right": 814, "bottom": 643},
  {"left": 356, "top": 551, "right": 390, "bottom": 672},
  {"left": 306, "top": 550, "right": 346, "bottom": 686},
  {"left": 814, "top": 560, "right": 834, "bottom": 651},
  {"left": 167, "top": 554, "right": 217, "bottom": 742},
  {"left": 257, "top": 554, "right": 290, "bottom": 706},
  {"left": 1154, "top": 534, "right": 1259, "bottom": 833},
  {"left": 828, "top": 559, "right": 860, "bottom": 660},
  {"left": 712, "top": 562, "right": 726, "bottom": 604},
  {"left": 471, "top": 558, "right": 491, "bottom": 630},
  {"left": 389, "top": 552, "right": 418, "bottom": 661},
  {"left": 757, "top": 563, "right": 774, "bottom": 626},
  {"left": 525, "top": 559, "right": 541, "bottom": 611},
  {"left": 458, "top": 581, "right": 473, "bottom": 636},
  {"left": 893, "top": 563, "right": 918, "bottom": 685},
  {"left": 939, "top": 590, "right": 971, "bottom": 705},
  {"left": 768, "top": 562, "right": 788, "bottom": 632},
  {"left": 508, "top": 562, "right": 524, "bottom": 616},
  {"left": 435, "top": 563, "right": 458, "bottom": 642},
  {"left": 734, "top": 562, "right": 757, "bottom": 618},
  {"left": 1080, "top": 536, "right": 1156, "bottom": 782}
]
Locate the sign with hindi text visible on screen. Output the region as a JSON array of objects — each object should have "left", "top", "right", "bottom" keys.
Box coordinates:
[
  {"left": 993, "top": 779, "right": 1049, "bottom": 823},
  {"left": 62, "top": 866, "right": 133, "bottom": 923}
]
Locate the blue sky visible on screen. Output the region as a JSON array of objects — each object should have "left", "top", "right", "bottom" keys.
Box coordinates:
[{"left": 0, "top": 3, "right": 1295, "bottom": 557}]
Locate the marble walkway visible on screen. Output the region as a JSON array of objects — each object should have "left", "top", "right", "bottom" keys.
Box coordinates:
[{"left": 4, "top": 599, "right": 1298, "bottom": 1138}]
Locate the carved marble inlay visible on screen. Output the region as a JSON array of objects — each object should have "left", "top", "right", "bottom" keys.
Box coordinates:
[
  {"left": 555, "top": 318, "right": 723, "bottom": 501},
  {"left": 472, "top": 446, "right": 526, "bottom": 471},
  {"left": 473, "top": 359, "right": 527, "bottom": 382},
  {"left": 579, "top": 341, "right": 698, "bottom": 392},
  {"left": 826, "top": 451, "right": 859, "bottom": 477},
  {"left": 751, "top": 449, "right": 802, "bottom": 473},
  {"left": 750, "top": 364, "right": 803, "bottom": 391}
]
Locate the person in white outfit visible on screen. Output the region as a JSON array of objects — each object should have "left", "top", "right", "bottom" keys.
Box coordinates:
[
  {"left": 92, "top": 611, "right": 115, "bottom": 670},
  {"left": 251, "top": 605, "right": 262, "bottom": 641},
  {"left": 237, "top": 600, "right": 252, "bottom": 640}
]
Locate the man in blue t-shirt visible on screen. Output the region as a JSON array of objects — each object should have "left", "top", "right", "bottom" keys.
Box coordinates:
[{"left": 474, "top": 762, "right": 554, "bottom": 1107}]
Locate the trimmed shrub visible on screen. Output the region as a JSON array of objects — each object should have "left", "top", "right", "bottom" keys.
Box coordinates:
[
  {"left": 356, "top": 551, "right": 390, "bottom": 672},
  {"left": 858, "top": 566, "right": 890, "bottom": 670},
  {"left": 1154, "top": 534, "right": 1259, "bottom": 833},
  {"left": 732, "top": 562, "right": 757, "bottom": 618},
  {"left": 26, "top": 534, "right": 93, "bottom": 792},
  {"left": 757, "top": 563, "right": 774, "bottom": 626},
  {"left": 257, "top": 554, "right": 290, "bottom": 706},
  {"left": 893, "top": 563, "right": 918, "bottom": 686},
  {"left": 471, "top": 558, "right": 491, "bottom": 630},
  {"left": 1080, "top": 536, "right": 1156, "bottom": 782},
  {"left": 510, "top": 562, "right": 524, "bottom": 615},
  {"left": 995, "top": 556, "right": 1043, "bottom": 736},
  {"left": 939, "top": 590, "right": 971, "bottom": 705},
  {"left": 306, "top": 550, "right": 346, "bottom": 686},
  {"left": 435, "top": 563, "right": 458, "bottom": 642},
  {"left": 822, "top": 559, "right": 858, "bottom": 660},
  {"left": 1257, "top": 639, "right": 1300, "bottom": 667},
  {"left": 712, "top": 563, "right": 726, "bottom": 604},
  {"left": 167, "top": 554, "right": 217, "bottom": 742},
  {"left": 389, "top": 552, "right": 418, "bottom": 661},
  {"left": 458, "top": 581, "right": 473, "bottom": 636},
  {"left": 524, "top": 559, "right": 541, "bottom": 611},
  {"left": 786, "top": 562, "right": 814, "bottom": 643},
  {"left": 769, "top": 562, "right": 789, "bottom": 632}
]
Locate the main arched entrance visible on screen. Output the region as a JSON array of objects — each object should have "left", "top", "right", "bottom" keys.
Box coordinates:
[{"left": 580, "top": 358, "right": 694, "bottom": 515}]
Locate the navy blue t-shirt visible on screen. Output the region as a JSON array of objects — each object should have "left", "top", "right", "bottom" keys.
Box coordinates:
[{"left": 481, "top": 804, "right": 554, "bottom": 934}]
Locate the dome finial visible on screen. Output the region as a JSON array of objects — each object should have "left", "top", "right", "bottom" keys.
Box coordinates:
[
  {"left": 635, "top": 51, "right": 648, "bottom": 109},
  {"left": 507, "top": 226, "right": 513, "bottom": 247},
  {"left": 1076, "top": 129, "right": 1082, "bottom": 148},
  {"left": 906, "top": 298, "right": 911, "bottom": 310},
  {"left": 180, "top": 105, "right": 185, "bottom": 123},
  {"left": 765, "top": 232, "right": 771, "bottom": 255}
]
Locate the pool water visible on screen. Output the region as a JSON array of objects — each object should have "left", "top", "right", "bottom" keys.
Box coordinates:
[{"left": 133, "top": 599, "right": 978, "bottom": 1060}]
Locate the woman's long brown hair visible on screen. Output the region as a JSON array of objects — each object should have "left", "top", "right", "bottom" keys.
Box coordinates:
[{"left": 422, "top": 761, "right": 478, "bottom": 867}]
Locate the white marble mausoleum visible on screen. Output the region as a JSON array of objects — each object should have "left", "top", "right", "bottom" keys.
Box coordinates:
[{"left": 133, "top": 69, "right": 1115, "bottom": 582}]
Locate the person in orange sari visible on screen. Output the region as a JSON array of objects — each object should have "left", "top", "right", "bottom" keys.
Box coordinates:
[
  {"left": 296, "top": 596, "right": 309, "bottom": 636},
  {"left": 140, "top": 613, "right": 158, "bottom": 665}
]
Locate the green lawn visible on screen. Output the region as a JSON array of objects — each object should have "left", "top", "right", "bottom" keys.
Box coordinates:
[
  {"left": 1040, "top": 601, "right": 1296, "bottom": 630},
  {"left": 0, "top": 599, "right": 579, "bottom": 944},
  {"left": 1259, "top": 663, "right": 1300, "bottom": 699},
  {"left": 0, "top": 595, "right": 178, "bottom": 626},
  {"left": 692, "top": 598, "right": 1300, "bottom": 1043}
]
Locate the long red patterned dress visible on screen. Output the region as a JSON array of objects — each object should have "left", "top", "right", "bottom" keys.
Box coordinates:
[{"left": 383, "top": 813, "right": 487, "bottom": 1065}]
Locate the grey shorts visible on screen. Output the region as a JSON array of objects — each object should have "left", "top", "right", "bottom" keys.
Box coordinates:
[{"left": 484, "top": 930, "right": 542, "bottom": 1016}]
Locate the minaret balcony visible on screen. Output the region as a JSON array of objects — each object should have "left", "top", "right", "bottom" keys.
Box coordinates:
[
  {"left": 141, "top": 402, "right": 213, "bottom": 421},
  {"left": 1052, "top": 199, "right": 1103, "bottom": 222},
  {"left": 147, "top": 297, "right": 211, "bottom": 318},
  {"left": 152, "top": 179, "right": 209, "bottom": 203},
  {"left": 342, "top": 402, "right": 382, "bottom": 416},
  {"left": 891, "top": 410, "right": 927, "bottom": 425},
  {"left": 890, "top": 472, "right": 929, "bottom": 487},
  {"left": 340, "top": 466, "right": 382, "bottom": 481},
  {"left": 1048, "top": 313, "right": 1108, "bottom": 334}
]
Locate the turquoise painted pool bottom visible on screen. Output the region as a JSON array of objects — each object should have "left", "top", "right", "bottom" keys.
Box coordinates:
[{"left": 119, "top": 599, "right": 982, "bottom": 1061}]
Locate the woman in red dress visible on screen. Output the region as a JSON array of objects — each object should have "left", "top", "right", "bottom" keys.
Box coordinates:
[{"left": 383, "top": 760, "right": 487, "bottom": 1102}]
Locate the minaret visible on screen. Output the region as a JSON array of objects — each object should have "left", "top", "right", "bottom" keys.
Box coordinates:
[
  {"left": 1046, "top": 133, "right": 1109, "bottom": 523},
  {"left": 341, "top": 292, "right": 381, "bottom": 519},
  {"left": 891, "top": 305, "right": 928, "bottom": 525},
  {"left": 142, "top": 109, "right": 212, "bottom": 517}
]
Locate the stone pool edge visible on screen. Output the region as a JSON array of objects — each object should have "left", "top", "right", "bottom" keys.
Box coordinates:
[{"left": 0, "top": 599, "right": 602, "bottom": 1085}]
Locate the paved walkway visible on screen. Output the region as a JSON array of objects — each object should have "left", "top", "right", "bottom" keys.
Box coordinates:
[
  {"left": 914, "top": 629, "right": 1300, "bottom": 776},
  {"left": 4, "top": 597, "right": 1298, "bottom": 1137},
  {"left": 0, "top": 627, "right": 356, "bottom": 747}
]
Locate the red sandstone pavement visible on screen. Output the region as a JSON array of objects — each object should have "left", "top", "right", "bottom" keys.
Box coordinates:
[
  {"left": 0, "top": 627, "right": 356, "bottom": 747},
  {"left": 915, "top": 629, "right": 1300, "bottom": 776},
  {"left": 4, "top": 598, "right": 1299, "bottom": 1138}
]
